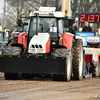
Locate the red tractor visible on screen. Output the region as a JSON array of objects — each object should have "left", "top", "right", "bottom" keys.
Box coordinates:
[{"left": 0, "top": 7, "right": 83, "bottom": 81}]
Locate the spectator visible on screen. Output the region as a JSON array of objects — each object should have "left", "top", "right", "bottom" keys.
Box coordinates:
[
  {"left": 95, "top": 28, "right": 98, "bottom": 36},
  {"left": 82, "top": 21, "right": 92, "bottom": 32},
  {"left": 69, "top": 21, "right": 78, "bottom": 35},
  {"left": 87, "top": 62, "right": 90, "bottom": 75}
]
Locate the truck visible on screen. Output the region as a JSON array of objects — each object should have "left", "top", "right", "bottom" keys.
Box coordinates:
[{"left": 0, "top": 7, "right": 84, "bottom": 81}]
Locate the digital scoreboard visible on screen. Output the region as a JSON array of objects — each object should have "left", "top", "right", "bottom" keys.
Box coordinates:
[{"left": 79, "top": 13, "right": 100, "bottom": 23}]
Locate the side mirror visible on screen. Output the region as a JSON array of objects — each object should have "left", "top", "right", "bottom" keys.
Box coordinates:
[{"left": 18, "top": 19, "right": 22, "bottom": 27}]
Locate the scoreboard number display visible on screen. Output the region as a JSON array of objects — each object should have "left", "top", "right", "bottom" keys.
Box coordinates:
[{"left": 79, "top": 13, "right": 100, "bottom": 23}]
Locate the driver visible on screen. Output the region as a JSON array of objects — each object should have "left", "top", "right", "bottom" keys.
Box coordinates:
[{"left": 40, "top": 18, "right": 49, "bottom": 32}]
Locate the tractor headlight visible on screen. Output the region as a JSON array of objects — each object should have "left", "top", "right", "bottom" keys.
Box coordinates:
[
  {"left": 30, "top": 49, "right": 35, "bottom": 52},
  {"left": 37, "top": 49, "right": 44, "bottom": 52},
  {"left": 52, "top": 42, "right": 56, "bottom": 45}
]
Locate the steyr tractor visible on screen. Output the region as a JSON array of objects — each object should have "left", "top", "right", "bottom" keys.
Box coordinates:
[{"left": 0, "top": 7, "right": 83, "bottom": 81}]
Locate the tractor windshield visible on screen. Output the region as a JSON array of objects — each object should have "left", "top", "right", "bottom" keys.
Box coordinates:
[
  {"left": 29, "top": 17, "right": 57, "bottom": 37},
  {"left": 23, "top": 24, "right": 28, "bottom": 32}
]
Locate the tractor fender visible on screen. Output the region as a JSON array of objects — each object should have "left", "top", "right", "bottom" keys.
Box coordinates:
[
  {"left": 63, "top": 32, "right": 75, "bottom": 50},
  {"left": 18, "top": 32, "right": 27, "bottom": 50}
]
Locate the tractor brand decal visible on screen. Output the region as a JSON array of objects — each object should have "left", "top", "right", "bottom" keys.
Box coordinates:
[{"left": 39, "top": 13, "right": 49, "bottom": 16}]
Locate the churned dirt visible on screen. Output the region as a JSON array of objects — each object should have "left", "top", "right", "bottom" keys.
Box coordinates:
[{"left": 0, "top": 72, "right": 100, "bottom": 100}]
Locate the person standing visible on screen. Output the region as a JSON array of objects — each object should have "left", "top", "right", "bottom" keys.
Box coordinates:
[
  {"left": 69, "top": 21, "right": 78, "bottom": 35},
  {"left": 82, "top": 21, "right": 92, "bottom": 32},
  {"left": 95, "top": 28, "right": 98, "bottom": 36}
]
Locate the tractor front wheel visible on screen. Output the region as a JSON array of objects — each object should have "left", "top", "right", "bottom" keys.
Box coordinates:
[{"left": 72, "top": 39, "right": 83, "bottom": 80}]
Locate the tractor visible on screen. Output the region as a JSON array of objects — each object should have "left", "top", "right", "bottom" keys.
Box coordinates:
[
  {"left": 9, "top": 21, "right": 28, "bottom": 44},
  {"left": 0, "top": 26, "right": 8, "bottom": 54},
  {"left": 0, "top": 7, "right": 83, "bottom": 81}
]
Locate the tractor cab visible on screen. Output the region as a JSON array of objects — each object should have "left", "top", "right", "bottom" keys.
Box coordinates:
[
  {"left": 28, "top": 17, "right": 64, "bottom": 46},
  {"left": 27, "top": 7, "right": 67, "bottom": 54},
  {"left": 21, "top": 21, "right": 28, "bottom": 32}
]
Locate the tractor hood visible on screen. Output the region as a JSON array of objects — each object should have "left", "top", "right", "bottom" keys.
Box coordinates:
[{"left": 28, "top": 33, "right": 50, "bottom": 54}]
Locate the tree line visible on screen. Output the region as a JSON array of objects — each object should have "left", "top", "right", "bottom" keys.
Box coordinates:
[{"left": 3, "top": 0, "right": 100, "bottom": 31}]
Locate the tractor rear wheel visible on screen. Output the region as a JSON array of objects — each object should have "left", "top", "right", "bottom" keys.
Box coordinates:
[
  {"left": 3, "top": 46, "right": 22, "bottom": 55},
  {"left": 53, "top": 49, "right": 72, "bottom": 81},
  {"left": 3, "top": 46, "right": 22, "bottom": 80},
  {"left": 11, "top": 47, "right": 22, "bottom": 55},
  {"left": 72, "top": 39, "right": 83, "bottom": 80}
]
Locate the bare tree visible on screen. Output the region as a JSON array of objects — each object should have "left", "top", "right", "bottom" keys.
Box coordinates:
[
  {"left": 6, "top": 0, "right": 99, "bottom": 28},
  {"left": 71, "top": 0, "right": 100, "bottom": 17}
]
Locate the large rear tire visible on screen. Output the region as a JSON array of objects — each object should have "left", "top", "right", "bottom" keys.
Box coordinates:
[
  {"left": 11, "top": 47, "right": 22, "bottom": 55},
  {"left": 53, "top": 49, "right": 72, "bottom": 81},
  {"left": 3, "top": 46, "right": 12, "bottom": 55},
  {"left": 3, "top": 46, "right": 22, "bottom": 55},
  {"left": 72, "top": 39, "right": 83, "bottom": 80},
  {"left": 3, "top": 46, "right": 22, "bottom": 80}
]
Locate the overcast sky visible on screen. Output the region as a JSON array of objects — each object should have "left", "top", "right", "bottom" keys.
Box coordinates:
[{"left": 0, "top": 0, "right": 4, "bottom": 14}]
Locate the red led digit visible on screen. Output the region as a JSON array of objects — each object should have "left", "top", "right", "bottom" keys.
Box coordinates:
[
  {"left": 88, "top": 15, "right": 94, "bottom": 22},
  {"left": 80, "top": 15, "right": 85, "bottom": 22},
  {"left": 88, "top": 15, "right": 90, "bottom": 22},
  {"left": 95, "top": 15, "right": 99, "bottom": 22}
]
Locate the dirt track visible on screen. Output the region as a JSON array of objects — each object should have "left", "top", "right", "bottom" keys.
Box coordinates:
[{"left": 0, "top": 73, "right": 100, "bottom": 100}]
